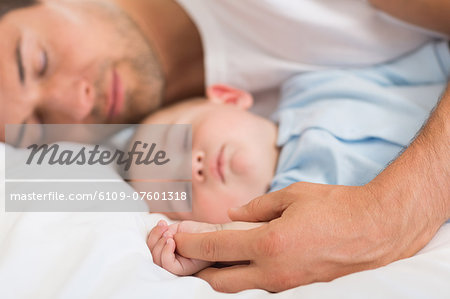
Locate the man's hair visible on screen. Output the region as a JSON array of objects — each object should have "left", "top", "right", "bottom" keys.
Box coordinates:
[{"left": 0, "top": 0, "right": 39, "bottom": 20}]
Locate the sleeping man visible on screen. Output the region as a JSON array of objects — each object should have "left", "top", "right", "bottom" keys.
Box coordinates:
[
  {"left": 1, "top": 0, "right": 449, "bottom": 291},
  {"left": 137, "top": 40, "right": 450, "bottom": 276}
]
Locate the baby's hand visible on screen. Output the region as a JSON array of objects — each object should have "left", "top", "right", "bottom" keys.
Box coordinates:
[{"left": 147, "top": 220, "right": 220, "bottom": 276}]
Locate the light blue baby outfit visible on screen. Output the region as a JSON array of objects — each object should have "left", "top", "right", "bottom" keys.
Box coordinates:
[{"left": 270, "top": 41, "right": 450, "bottom": 192}]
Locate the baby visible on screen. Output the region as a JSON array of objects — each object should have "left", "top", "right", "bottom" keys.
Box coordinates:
[
  {"left": 143, "top": 41, "right": 449, "bottom": 276},
  {"left": 143, "top": 84, "right": 279, "bottom": 275},
  {"left": 141, "top": 85, "right": 280, "bottom": 223}
]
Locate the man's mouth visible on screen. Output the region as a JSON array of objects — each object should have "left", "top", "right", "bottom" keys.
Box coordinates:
[{"left": 107, "top": 69, "right": 124, "bottom": 120}]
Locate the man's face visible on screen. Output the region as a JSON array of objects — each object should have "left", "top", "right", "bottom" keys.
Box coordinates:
[
  {"left": 134, "top": 86, "right": 279, "bottom": 223},
  {"left": 0, "top": 0, "right": 164, "bottom": 141}
]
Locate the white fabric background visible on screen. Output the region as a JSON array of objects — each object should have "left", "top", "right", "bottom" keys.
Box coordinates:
[{"left": 1, "top": 143, "right": 450, "bottom": 299}]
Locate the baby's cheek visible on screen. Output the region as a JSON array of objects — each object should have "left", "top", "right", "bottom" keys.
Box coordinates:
[{"left": 230, "top": 150, "right": 251, "bottom": 176}]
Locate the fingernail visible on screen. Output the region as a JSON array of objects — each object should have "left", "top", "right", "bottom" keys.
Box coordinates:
[{"left": 158, "top": 220, "right": 167, "bottom": 227}]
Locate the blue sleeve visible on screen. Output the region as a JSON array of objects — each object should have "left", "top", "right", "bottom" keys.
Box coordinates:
[
  {"left": 270, "top": 41, "right": 449, "bottom": 192},
  {"left": 348, "top": 40, "right": 450, "bottom": 86},
  {"left": 279, "top": 41, "right": 450, "bottom": 107}
]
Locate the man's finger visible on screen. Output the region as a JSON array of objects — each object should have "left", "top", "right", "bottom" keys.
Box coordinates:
[
  {"left": 228, "top": 188, "right": 293, "bottom": 222},
  {"left": 174, "top": 229, "right": 258, "bottom": 262},
  {"left": 195, "top": 265, "right": 261, "bottom": 293}
]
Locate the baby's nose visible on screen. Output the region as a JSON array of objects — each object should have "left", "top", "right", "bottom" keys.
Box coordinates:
[{"left": 192, "top": 151, "right": 205, "bottom": 182}]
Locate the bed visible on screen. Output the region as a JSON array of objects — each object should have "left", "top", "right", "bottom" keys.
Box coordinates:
[{"left": 1, "top": 142, "right": 450, "bottom": 299}]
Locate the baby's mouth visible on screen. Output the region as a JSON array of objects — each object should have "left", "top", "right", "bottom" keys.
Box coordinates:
[{"left": 216, "top": 145, "right": 226, "bottom": 184}]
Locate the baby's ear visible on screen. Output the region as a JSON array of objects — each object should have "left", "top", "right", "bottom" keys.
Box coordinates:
[{"left": 206, "top": 84, "right": 253, "bottom": 110}]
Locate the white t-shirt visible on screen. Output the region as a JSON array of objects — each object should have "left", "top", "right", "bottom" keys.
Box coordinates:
[{"left": 175, "top": 0, "right": 443, "bottom": 94}]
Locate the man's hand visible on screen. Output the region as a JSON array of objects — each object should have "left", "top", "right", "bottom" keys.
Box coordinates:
[
  {"left": 174, "top": 86, "right": 450, "bottom": 293},
  {"left": 174, "top": 183, "right": 408, "bottom": 292}
]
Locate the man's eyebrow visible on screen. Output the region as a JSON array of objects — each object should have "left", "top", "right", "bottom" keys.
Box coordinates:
[{"left": 16, "top": 38, "right": 25, "bottom": 85}]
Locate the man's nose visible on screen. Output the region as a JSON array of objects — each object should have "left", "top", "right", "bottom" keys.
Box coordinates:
[
  {"left": 70, "top": 80, "right": 95, "bottom": 121},
  {"left": 193, "top": 151, "right": 205, "bottom": 182}
]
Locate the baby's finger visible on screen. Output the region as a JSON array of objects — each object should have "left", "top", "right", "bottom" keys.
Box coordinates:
[
  {"left": 164, "top": 223, "right": 180, "bottom": 238},
  {"left": 147, "top": 220, "right": 168, "bottom": 251},
  {"left": 161, "top": 238, "right": 180, "bottom": 273},
  {"left": 151, "top": 236, "right": 168, "bottom": 266}
]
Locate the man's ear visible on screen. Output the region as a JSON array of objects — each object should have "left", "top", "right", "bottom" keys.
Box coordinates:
[{"left": 206, "top": 84, "right": 253, "bottom": 110}]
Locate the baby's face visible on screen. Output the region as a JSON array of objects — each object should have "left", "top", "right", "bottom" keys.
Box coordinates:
[{"left": 142, "top": 85, "right": 279, "bottom": 223}]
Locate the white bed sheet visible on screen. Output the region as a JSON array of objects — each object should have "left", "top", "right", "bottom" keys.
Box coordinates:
[{"left": 1, "top": 143, "right": 450, "bottom": 299}]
